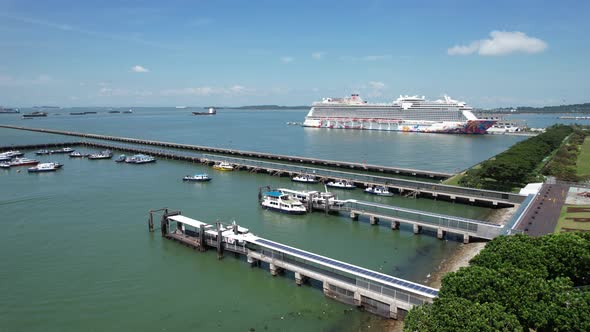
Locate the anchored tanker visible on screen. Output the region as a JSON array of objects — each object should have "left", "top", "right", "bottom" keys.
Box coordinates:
[{"left": 303, "top": 94, "right": 495, "bottom": 134}]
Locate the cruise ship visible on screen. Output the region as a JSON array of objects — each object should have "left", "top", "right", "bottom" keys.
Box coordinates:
[{"left": 303, "top": 94, "right": 495, "bottom": 134}]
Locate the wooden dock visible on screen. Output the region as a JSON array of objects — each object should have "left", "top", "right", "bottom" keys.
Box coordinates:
[
  {"left": 0, "top": 124, "right": 452, "bottom": 180},
  {"left": 150, "top": 210, "right": 438, "bottom": 319}
]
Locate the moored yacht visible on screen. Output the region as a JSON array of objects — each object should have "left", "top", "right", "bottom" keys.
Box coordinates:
[
  {"left": 0, "top": 157, "right": 40, "bottom": 168},
  {"left": 88, "top": 150, "right": 113, "bottom": 160},
  {"left": 292, "top": 174, "right": 319, "bottom": 183},
  {"left": 260, "top": 191, "right": 307, "bottom": 214},
  {"left": 114, "top": 154, "right": 126, "bottom": 162},
  {"left": 213, "top": 161, "right": 234, "bottom": 171},
  {"left": 364, "top": 186, "right": 394, "bottom": 196},
  {"left": 183, "top": 173, "right": 211, "bottom": 182},
  {"left": 125, "top": 154, "right": 156, "bottom": 164},
  {"left": 0, "top": 150, "right": 24, "bottom": 159},
  {"left": 326, "top": 179, "right": 356, "bottom": 189},
  {"left": 50, "top": 147, "right": 75, "bottom": 154},
  {"left": 35, "top": 149, "right": 50, "bottom": 155},
  {"left": 28, "top": 162, "right": 63, "bottom": 172},
  {"left": 69, "top": 151, "right": 89, "bottom": 158}
]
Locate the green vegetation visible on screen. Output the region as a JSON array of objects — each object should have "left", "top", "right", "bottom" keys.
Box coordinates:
[
  {"left": 543, "top": 127, "right": 589, "bottom": 181},
  {"left": 459, "top": 125, "right": 573, "bottom": 191},
  {"left": 556, "top": 205, "right": 590, "bottom": 233},
  {"left": 576, "top": 137, "right": 590, "bottom": 177},
  {"left": 488, "top": 102, "right": 590, "bottom": 114},
  {"left": 404, "top": 233, "right": 590, "bottom": 332}
]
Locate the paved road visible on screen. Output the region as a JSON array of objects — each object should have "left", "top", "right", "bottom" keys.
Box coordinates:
[{"left": 517, "top": 184, "right": 568, "bottom": 236}]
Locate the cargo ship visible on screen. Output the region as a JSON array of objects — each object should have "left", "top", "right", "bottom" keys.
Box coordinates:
[{"left": 303, "top": 94, "right": 495, "bottom": 134}]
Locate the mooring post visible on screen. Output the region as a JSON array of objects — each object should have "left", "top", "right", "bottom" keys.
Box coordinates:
[
  {"left": 216, "top": 224, "right": 224, "bottom": 259},
  {"left": 350, "top": 211, "right": 358, "bottom": 221},
  {"left": 413, "top": 224, "right": 422, "bottom": 234},
  {"left": 391, "top": 220, "right": 400, "bottom": 230},
  {"left": 463, "top": 233, "right": 470, "bottom": 244},
  {"left": 369, "top": 215, "right": 379, "bottom": 225},
  {"left": 437, "top": 228, "right": 445, "bottom": 239},
  {"left": 199, "top": 224, "right": 206, "bottom": 251},
  {"left": 148, "top": 210, "right": 154, "bottom": 232}
]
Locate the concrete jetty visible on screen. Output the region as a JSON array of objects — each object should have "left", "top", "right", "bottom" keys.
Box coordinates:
[{"left": 149, "top": 209, "right": 438, "bottom": 319}]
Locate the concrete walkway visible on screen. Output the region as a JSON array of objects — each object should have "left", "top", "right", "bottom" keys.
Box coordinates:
[{"left": 517, "top": 184, "right": 568, "bottom": 236}]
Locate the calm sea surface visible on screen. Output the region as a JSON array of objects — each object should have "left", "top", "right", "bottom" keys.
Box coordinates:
[{"left": 0, "top": 109, "right": 569, "bottom": 331}]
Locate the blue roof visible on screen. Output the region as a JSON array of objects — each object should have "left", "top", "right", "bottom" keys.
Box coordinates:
[{"left": 264, "top": 191, "right": 284, "bottom": 198}]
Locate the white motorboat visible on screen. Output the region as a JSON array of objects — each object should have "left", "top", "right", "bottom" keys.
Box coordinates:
[
  {"left": 183, "top": 173, "right": 211, "bottom": 182},
  {"left": 0, "top": 157, "right": 40, "bottom": 168},
  {"left": 69, "top": 151, "right": 89, "bottom": 158},
  {"left": 213, "top": 161, "right": 234, "bottom": 171},
  {"left": 292, "top": 174, "right": 319, "bottom": 183},
  {"left": 50, "top": 147, "right": 75, "bottom": 154},
  {"left": 260, "top": 191, "right": 307, "bottom": 214},
  {"left": 0, "top": 150, "right": 24, "bottom": 159},
  {"left": 326, "top": 180, "right": 356, "bottom": 189},
  {"left": 28, "top": 162, "right": 63, "bottom": 173},
  {"left": 364, "top": 186, "right": 394, "bottom": 197},
  {"left": 125, "top": 154, "right": 156, "bottom": 164},
  {"left": 88, "top": 150, "right": 113, "bottom": 160}
]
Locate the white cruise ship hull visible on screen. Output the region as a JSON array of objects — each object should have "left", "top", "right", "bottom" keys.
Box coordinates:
[{"left": 303, "top": 117, "right": 495, "bottom": 134}]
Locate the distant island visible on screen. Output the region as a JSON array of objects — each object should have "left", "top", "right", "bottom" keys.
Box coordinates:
[
  {"left": 486, "top": 102, "right": 590, "bottom": 114},
  {"left": 32, "top": 105, "right": 61, "bottom": 109},
  {"left": 220, "top": 105, "right": 309, "bottom": 110}
]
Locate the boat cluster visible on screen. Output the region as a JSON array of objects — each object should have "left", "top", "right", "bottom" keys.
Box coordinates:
[
  {"left": 259, "top": 188, "right": 346, "bottom": 215},
  {"left": 0, "top": 150, "right": 62, "bottom": 172},
  {"left": 291, "top": 174, "right": 393, "bottom": 196}
]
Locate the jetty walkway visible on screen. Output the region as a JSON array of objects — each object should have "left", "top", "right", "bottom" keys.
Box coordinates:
[
  {"left": 0, "top": 124, "right": 451, "bottom": 180},
  {"left": 0, "top": 139, "right": 526, "bottom": 207},
  {"left": 277, "top": 188, "right": 534, "bottom": 242},
  {"left": 149, "top": 209, "right": 438, "bottom": 319}
]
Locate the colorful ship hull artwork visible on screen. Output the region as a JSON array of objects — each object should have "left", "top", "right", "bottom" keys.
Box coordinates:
[{"left": 303, "top": 94, "right": 496, "bottom": 134}]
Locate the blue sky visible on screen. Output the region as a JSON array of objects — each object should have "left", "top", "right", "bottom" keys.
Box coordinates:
[{"left": 0, "top": 0, "right": 588, "bottom": 108}]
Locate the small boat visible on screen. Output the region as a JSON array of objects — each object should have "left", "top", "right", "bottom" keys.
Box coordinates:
[
  {"left": 108, "top": 110, "right": 121, "bottom": 114},
  {"left": 260, "top": 191, "right": 307, "bottom": 214},
  {"left": 192, "top": 107, "right": 216, "bottom": 115},
  {"left": 326, "top": 180, "right": 356, "bottom": 189},
  {"left": 50, "top": 147, "right": 75, "bottom": 154},
  {"left": 0, "top": 155, "right": 11, "bottom": 162},
  {"left": 213, "top": 161, "right": 234, "bottom": 171},
  {"left": 125, "top": 154, "right": 156, "bottom": 164},
  {"left": 122, "top": 109, "right": 133, "bottom": 114},
  {"left": 69, "top": 151, "right": 89, "bottom": 158},
  {"left": 1, "top": 158, "right": 40, "bottom": 168},
  {"left": 88, "top": 150, "right": 113, "bottom": 160},
  {"left": 22, "top": 111, "right": 48, "bottom": 118},
  {"left": 183, "top": 173, "right": 211, "bottom": 182},
  {"left": 35, "top": 149, "right": 51, "bottom": 155},
  {"left": 0, "top": 107, "right": 19, "bottom": 114},
  {"left": 0, "top": 150, "right": 24, "bottom": 158},
  {"left": 292, "top": 174, "right": 319, "bottom": 183},
  {"left": 114, "top": 154, "right": 126, "bottom": 163},
  {"left": 364, "top": 186, "right": 394, "bottom": 197},
  {"left": 28, "top": 162, "right": 62, "bottom": 173}
]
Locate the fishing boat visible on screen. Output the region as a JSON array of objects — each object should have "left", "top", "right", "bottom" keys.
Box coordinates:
[
  {"left": 292, "top": 174, "right": 319, "bottom": 183},
  {"left": 69, "top": 151, "right": 89, "bottom": 158},
  {"left": 88, "top": 150, "right": 113, "bottom": 160},
  {"left": 183, "top": 173, "right": 211, "bottom": 182},
  {"left": 28, "top": 162, "right": 63, "bottom": 173},
  {"left": 114, "top": 154, "right": 126, "bottom": 163},
  {"left": 50, "top": 147, "right": 75, "bottom": 154},
  {"left": 125, "top": 154, "right": 156, "bottom": 164},
  {"left": 0, "top": 158, "right": 40, "bottom": 168},
  {"left": 213, "top": 161, "right": 234, "bottom": 171},
  {"left": 260, "top": 191, "right": 307, "bottom": 214},
  {"left": 364, "top": 186, "right": 394, "bottom": 197},
  {"left": 326, "top": 179, "right": 356, "bottom": 189}
]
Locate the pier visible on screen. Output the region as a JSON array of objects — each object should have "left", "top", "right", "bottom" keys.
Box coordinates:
[
  {"left": 149, "top": 209, "right": 438, "bottom": 319},
  {"left": 0, "top": 124, "right": 451, "bottom": 180},
  {"left": 0, "top": 140, "right": 526, "bottom": 207},
  {"left": 277, "top": 188, "right": 535, "bottom": 242}
]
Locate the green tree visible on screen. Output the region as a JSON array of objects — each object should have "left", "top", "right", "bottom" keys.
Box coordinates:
[{"left": 540, "top": 233, "right": 590, "bottom": 286}]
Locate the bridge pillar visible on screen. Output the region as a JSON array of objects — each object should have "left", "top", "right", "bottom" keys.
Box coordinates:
[
  {"left": 369, "top": 216, "right": 379, "bottom": 225},
  {"left": 389, "top": 304, "right": 399, "bottom": 320},
  {"left": 437, "top": 228, "right": 445, "bottom": 239},
  {"left": 350, "top": 211, "right": 359, "bottom": 221},
  {"left": 463, "top": 234, "right": 470, "bottom": 244},
  {"left": 413, "top": 224, "right": 422, "bottom": 234},
  {"left": 247, "top": 255, "right": 258, "bottom": 267},
  {"left": 353, "top": 291, "right": 362, "bottom": 306},
  {"left": 270, "top": 263, "right": 282, "bottom": 276},
  {"left": 323, "top": 282, "right": 330, "bottom": 295},
  {"left": 295, "top": 272, "right": 307, "bottom": 286},
  {"left": 391, "top": 221, "right": 400, "bottom": 230}
]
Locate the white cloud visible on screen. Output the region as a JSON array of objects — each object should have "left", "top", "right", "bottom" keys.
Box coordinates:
[
  {"left": 280, "top": 56, "right": 294, "bottom": 63},
  {"left": 448, "top": 31, "right": 548, "bottom": 56},
  {"left": 131, "top": 65, "right": 149, "bottom": 73},
  {"left": 312, "top": 52, "right": 325, "bottom": 60},
  {"left": 160, "top": 85, "right": 255, "bottom": 97}
]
